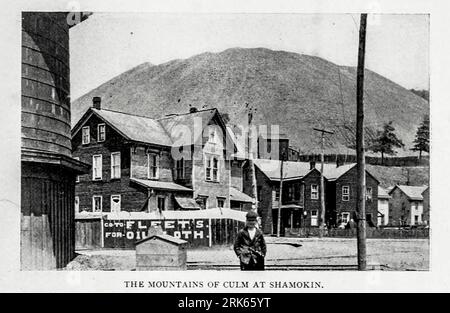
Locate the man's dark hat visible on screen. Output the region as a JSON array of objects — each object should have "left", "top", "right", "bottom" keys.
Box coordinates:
[{"left": 246, "top": 211, "right": 258, "bottom": 221}]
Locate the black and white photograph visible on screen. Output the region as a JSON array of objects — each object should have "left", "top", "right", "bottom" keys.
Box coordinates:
[{"left": 1, "top": 0, "right": 449, "bottom": 294}]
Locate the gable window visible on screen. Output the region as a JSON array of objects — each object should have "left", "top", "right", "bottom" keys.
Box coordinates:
[
  {"left": 74, "top": 196, "right": 80, "bottom": 213},
  {"left": 92, "top": 195, "right": 102, "bottom": 212},
  {"left": 111, "top": 152, "right": 121, "bottom": 179},
  {"left": 205, "top": 155, "right": 220, "bottom": 182},
  {"left": 157, "top": 196, "right": 166, "bottom": 212},
  {"left": 97, "top": 123, "right": 106, "bottom": 142},
  {"left": 176, "top": 158, "right": 185, "bottom": 179},
  {"left": 111, "top": 195, "right": 121, "bottom": 213},
  {"left": 92, "top": 154, "right": 102, "bottom": 180},
  {"left": 147, "top": 153, "right": 160, "bottom": 179},
  {"left": 366, "top": 187, "right": 373, "bottom": 201},
  {"left": 311, "top": 184, "right": 319, "bottom": 200},
  {"left": 217, "top": 197, "right": 225, "bottom": 208},
  {"left": 342, "top": 185, "right": 350, "bottom": 201},
  {"left": 208, "top": 128, "right": 218, "bottom": 145},
  {"left": 82, "top": 126, "right": 90, "bottom": 144}
]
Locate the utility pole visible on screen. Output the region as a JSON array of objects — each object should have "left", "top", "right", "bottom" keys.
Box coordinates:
[
  {"left": 276, "top": 156, "right": 284, "bottom": 237},
  {"left": 247, "top": 105, "right": 258, "bottom": 214},
  {"left": 356, "top": 13, "right": 368, "bottom": 271},
  {"left": 313, "top": 127, "right": 334, "bottom": 235}
]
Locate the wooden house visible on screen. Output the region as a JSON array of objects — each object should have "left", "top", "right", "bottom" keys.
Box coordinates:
[
  {"left": 71, "top": 99, "right": 251, "bottom": 214},
  {"left": 388, "top": 185, "right": 429, "bottom": 226}
]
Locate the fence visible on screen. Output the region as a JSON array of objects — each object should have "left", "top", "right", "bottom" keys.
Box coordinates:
[
  {"left": 75, "top": 208, "right": 246, "bottom": 250},
  {"left": 75, "top": 217, "right": 102, "bottom": 250},
  {"left": 285, "top": 227, "right": 429, "bottom": 239},
  {"left": 299, "top": 154, "right": 429, "bottom": 167}
]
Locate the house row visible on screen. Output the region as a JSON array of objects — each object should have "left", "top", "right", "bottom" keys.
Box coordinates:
[
  {"left": 242, "top": 159, "right": 380, "bottom": 234},
  {"left": 72, "top": 98, "right": 397, "bottom": 236}
]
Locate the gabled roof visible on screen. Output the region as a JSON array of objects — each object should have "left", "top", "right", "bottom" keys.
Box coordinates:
[
  {"left": 253, "top": 160, "right": 378, "bottom": 183},
  {"left": 320, "top": 163, "right": 356, "bottom": 181},
  {"left": 229, "top": 187, "right": 254, "bottom": 203},
  {"left": 135, "top": 234, "right": 187, "bottom": 246},
  {"left": 72, "top": 107, "right": 238, "bottom": 150},
  {"left": 72, "top": 108, "right": 172, "bottom": 147},
  {"left": 390, "top": 185, "right": 428, "bottom": 201},
  {"left": 131, "top": 178, "right": 193, "bottom": 192},
  {"left": 378, "top": 186, "right": 391, "bottom": 199},
  {"left": 253, "top": 159, "right": 316, "bottom": 181}
]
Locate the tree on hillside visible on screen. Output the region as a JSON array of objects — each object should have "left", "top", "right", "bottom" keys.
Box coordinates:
[
  {"left": 411, "top": 115, "right": 430, "bottom": 160},
  {"left": 369, "top": 121, "right": 405, "bottom": 165}
]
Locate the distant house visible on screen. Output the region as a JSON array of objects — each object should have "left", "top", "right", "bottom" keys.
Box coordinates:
[
  {"left": 388, "top": 185, "right": 429, "bottom": 226},
  {"left": 71, "top": 98, "right": 251, "bottom": 214},
  {"left": 377, "top": 186, "right": 391, "bottom": 226},
  {"left": 243, "top": 159, "right": 322, "bottom": 234},
  {"left": 322, "top": 163, "right": 379, "bottom": 228},
  {"left": 257, "top": 132, "right": 290, "bottom": 161}
]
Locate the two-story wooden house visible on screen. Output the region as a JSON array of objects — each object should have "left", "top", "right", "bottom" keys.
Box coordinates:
[
  {"left": 322, "top": 163, "right": 379, "bottom": 228},
  {"left": 388, "top": 185, "right": 429, "bottom": 226},
  {"left": 243, "top": 159, "right": 323, "bottom": 234},
  {"left": 71, "top": 98, "right": 250, "bottom": 214}
]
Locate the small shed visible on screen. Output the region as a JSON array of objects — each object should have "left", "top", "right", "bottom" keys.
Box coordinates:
[{"left": 135, "top": 234, "right": 188, "bottom": 271}]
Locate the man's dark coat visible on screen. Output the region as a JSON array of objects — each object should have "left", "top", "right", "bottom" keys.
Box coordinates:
[{"left": 233, "top": 227, "right": 267, "bottom": 271}]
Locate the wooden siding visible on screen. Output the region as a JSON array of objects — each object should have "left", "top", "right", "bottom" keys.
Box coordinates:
[{"left": 21, "top": 163, "right": 76, "bottom": 270}]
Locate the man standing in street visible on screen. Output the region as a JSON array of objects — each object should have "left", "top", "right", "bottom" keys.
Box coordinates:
[{"left": 233, "top": 211, "right": 267, "bottom": 271}]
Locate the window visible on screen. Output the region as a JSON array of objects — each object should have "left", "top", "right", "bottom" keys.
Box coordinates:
[
  {"left": 74, "top": 157, "right": 80, "bottom": 182},
  {"left": 287, "top": 185, "right": 295, "bottom": 199},
  {"left": 414, "top": 215, "right": 419, "bottom": 225},
  {"left": 176, "top": 158, "right": 185, "bottom": 179},
  {"left": 342, "top": 185, "right": 350, "bottom": 201},
  {"left": 311, "top": 210, "right": 318, "bottom": 226},
  {"left": 157, "top": 196, "right": 166, "bottom": 212},
  {"left": 147, "top": 153, "right": 159, "bottom": 179},
  {"left": 92, "top": 195, "right": 102, "bottom": 212},
  {"left": 111, "top": 152, "right": 121, "bottom": 179},
  {"left": 205, "top": 155, "right": 219, "bottom": 182},
  {"left": 366, "top": 187, "right": 372, "bottom": 201},
  {"left": 217, "top": 197, "right": 225, "bottom": 208},
  {"left": 340, "top": 212, "right": 350, "bottom": 224},
  {"left": 82, "top": 126, "right": 90, "bottom": 144},
  {"left": 196, "top": 196, "right": 208, "bottom": 210},
  {"left": 111, "top": 195, "right": 121, "bottom": 213},
  {"left": 92, "top": 154, "right": 102, "bottom": 180},
  {"left": 98, "top": 124, "right": 106, "bottom": 142},
  {"left": 274, "top": 188, "right": 280, "bottom": 201},
  {"left": 208, "top": 128, "right": 218, "bottom": 144},
  {"left": 311, "top": 184, "right": 319, "bottom": 200},
  {"left": 74, "top": 196, "right": 79, "bottom": 213}
]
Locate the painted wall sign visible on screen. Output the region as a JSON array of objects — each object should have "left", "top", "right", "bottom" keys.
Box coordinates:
[{"left": 103, "top": 219, "right": 210, "bottom": 248}]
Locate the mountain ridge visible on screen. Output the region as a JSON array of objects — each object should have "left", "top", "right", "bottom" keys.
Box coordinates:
[{"left": 72, "top": 47, "right": 429, "bottom": 156}]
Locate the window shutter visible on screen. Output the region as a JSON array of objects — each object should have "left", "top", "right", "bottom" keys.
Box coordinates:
[{"left": 99, "top": 155, "right": 102, "bottom": 180}]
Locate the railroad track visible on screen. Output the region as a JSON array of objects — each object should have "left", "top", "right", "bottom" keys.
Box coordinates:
[{"left": 186, "top": 263, "right": 383, "bottom": 270}]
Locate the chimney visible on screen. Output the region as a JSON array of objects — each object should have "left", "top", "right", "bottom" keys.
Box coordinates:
[
  {"left": 310, "top": 160, "right": 316, "bottom": 170},
  {"left": 92, "top": 97, "right": 101, "bottom": 110},
  {"left": 189, "top": 106, "right": 198, "bottom": 113}
]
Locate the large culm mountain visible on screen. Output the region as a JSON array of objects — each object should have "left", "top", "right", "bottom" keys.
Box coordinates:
[{"left": 72, "top": 48, "right": 429, "bottom": 156}]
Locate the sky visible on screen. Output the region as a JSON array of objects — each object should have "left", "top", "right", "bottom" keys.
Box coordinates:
[{"left": 69, "top": 13, "right": 429, "bottom": 100}]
